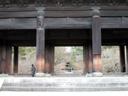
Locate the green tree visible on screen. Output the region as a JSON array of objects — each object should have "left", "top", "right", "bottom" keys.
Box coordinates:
[{"left": 71, "top": 47, "right": 83, "bottom": 63}]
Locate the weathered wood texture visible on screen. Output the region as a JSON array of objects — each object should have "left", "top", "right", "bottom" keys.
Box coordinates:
[
  {"left": 0, "top": 46, "right": 12, "bottom": 74},
  {"left": 126, "top": 46, "right": 128, "bottom": 73},
  {"left": 92, "top": 16, "right": 101, "bottom": 54},
  {"left": 0, "top": 46, "right": 4, "bottom": 73},
  {"left": 13, "top": 46, "right": 18, "bottom": 73},
  {"left": 0, "top": 46, "right": 7, "bottom": 74},
  {"left": 0, "top": 47, "right": 2, "bottom": 73},
  {"left": 5, "top": 46, "right": 12, "bottom": 74},
  {"left": 36, "top": 8, "right": 46, "bottom": 73},
  {"left": 83, "top": 46, "right": 89, "bottom": 74},
  {"left": 88, "top": 45, "right": 93, "bottom": 73},
  {"left": 0, "top": 17, "right": 128, "bottom": 29},
  {"left": 0, "top": 17, "right": 128, "bottom": 30},
  {"left": 83, "top": 45, "right": 93, "bottom": 74},
  {"left": 92, "top": 54, "right": 102, "bottom": 72},
  {"left": 119, "top": 45, "right": 126, "bottom": 72},
  {"left": 1, "top": 6, "right": 128, "bottom": 18},
  {"left": 45, "top": 45, "right": 54, "bottom": 74},
  {"left": 92, "top": 15, "right": 102, "bottom": 72},
  {"left": 0, "top": 1, "right": 128, "bottom": 8}
]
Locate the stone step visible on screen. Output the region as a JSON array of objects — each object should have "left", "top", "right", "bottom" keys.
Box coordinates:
[
  {"left": 1, "top": 77, "right": 128, "bottom": 91},
  {"left": 2, "top": 87, "right": 128, "bottom": 91},
  {"left": 2, "top": 83, "right": 128, "bottom": 88}
]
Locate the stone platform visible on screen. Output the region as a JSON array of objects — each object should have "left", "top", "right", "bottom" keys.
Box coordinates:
[{"left": 1, "top": 76, "right": 128, "bottom": 91}]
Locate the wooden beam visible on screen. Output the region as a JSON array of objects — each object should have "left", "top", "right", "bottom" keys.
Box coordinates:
[
  {"left": 0, "top": 6, "right": 128, "bottom": 12},
  {"left": 0, "top": 7, "right": 128, "bottom": 18},
  {"left": 0, "top": 18, "right": 91, "bottom": 29},
  {"left": 0, "top": 17, "right": 128, "bottom": 29}
]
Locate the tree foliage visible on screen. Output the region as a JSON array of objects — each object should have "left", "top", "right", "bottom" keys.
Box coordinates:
[{"left": 19, "top": 47, "right": 35, "bottom": 59}]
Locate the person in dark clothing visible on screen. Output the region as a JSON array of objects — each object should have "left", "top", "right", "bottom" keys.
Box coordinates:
[{"left": 31, "top": 64, "right": 36, "bottom": 77}]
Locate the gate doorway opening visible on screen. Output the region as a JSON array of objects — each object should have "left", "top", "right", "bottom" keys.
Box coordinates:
[
  {"left": 54, "top": 46, "right": 84, "bottom": 76},
  {"left": 18, "top": 47, "right": 36, "bottom": 75}
]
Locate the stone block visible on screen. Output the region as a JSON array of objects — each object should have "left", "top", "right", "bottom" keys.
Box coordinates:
[{"left": 92, "top": 72, "right": 103, "bottom": 77}]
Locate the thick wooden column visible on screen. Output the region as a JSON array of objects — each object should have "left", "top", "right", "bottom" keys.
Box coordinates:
[
  {"left": 119, "top": 45, "right": 125, "bottom": 72},
  {"left": 92, "top": 8, "right": 102, "bottom": 73},
  {"left": 5, "top": 46, "right": 12, "bottom": 74},
  {"left": 83, "top": 45, "right": 93, "bottom": 74},
  {"left": 83, "top": 45, "right": 89, "bottom": 74},
  {"left": 0, "top": 46, "right": 5, "bottom": 74},
  {"left": 0, "top": 47, "right": 2, "bottom": 73},
  {"left": 13, "top": 46, "right": 18, "bottom": 73},
  {"left": 36, "top": 8, "right": 45, "bottom": 74},
  {"left": 1, "top": 46, "right": 6, "bottom": 74},
  {"left": 88, "top": 45, "right": 93, "bottom": 73},
  {"left": 0, "top": 46, "right": 12, "bottom": 74},
  {"left": 126, "top": 45, "right": 128, "bottom": 73},
  {"left": 45, "top": 45, "right": 54, "bottom": 75}
]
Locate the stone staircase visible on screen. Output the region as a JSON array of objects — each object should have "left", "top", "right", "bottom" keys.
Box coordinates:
[{"left": 1, "top": 77, "right": 128, "bottom": 91}]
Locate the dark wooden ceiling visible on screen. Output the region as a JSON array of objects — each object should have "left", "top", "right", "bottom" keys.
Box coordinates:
[{"left": 0, "top": 29, "right": 128, "bottom": 46}]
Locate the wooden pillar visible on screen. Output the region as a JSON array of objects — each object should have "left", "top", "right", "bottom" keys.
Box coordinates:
[
  {"left": 83, "top": 45, "right": 89, "bottom": 74},
  {"left": 126, "top": 45, "right": 128, "bottom": 73},
  {"left": 119, "top": 45, "right": 125, "bottom": 72},
  {"left": 83, "top": 45, "right": 93, "bottom": 74},
  {"left": 92, "top": 8, "right": 102, "bottom": 73},
  {"left": 0, "top": 46, "right": 12, "bottom": 74},
  {"left": 5, "top": 46, "right": 12, "bottom": 74},
  {"left": 0, "top": 46, "right": 4, "bottom": 74},
  {"left": 45, "top": 45, "right": 54, "bottom": 75},
  {"left": 13, "top": 46, "right": 18, "bottom": 73},
  {"left": 1, "top": 46, "right": 6, "bottom": 74},
  {"left": 0, "top": 48, "right": 1, "bottom": 74},
  {"left": 36, "top": 8, "right": 45, "bottom": 74},
  {"left": 88, "top": 45, "right": 93, "bottom": 73},
  {"left": 0, "top": 47, "right": 2, "bottom": 73}
]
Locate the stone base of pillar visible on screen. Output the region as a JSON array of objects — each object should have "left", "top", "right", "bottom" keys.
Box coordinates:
[
  {"left": 92, "top": 72, "right": 103, "bottom": 77},
  {"left": 85, "top": 73, "right": 94, "bottom": 77},
  {"left": 0, "top": 74, "right": 9, "bottom": 77},
  {"left": 35, "top": 73, "right": 45, "bottom": 77},
  {"left": 0, "top": 78, "right": 4, "bottom": 88},
  {"left": 45, "top": 73, "right": 52, "bottom": 77},
  {"left": 85, "top": 72, "right": 103, "bottom": 77},
  {"left": 35, "top": 73, "right": 51, "bottom": 77}
]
